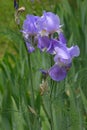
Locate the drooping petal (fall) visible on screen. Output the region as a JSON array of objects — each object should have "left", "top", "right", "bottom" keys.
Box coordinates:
[
  {"left": 49, "top": 64, "right": 67, "bottom": 81},
  {"left": 37, "top": 36, "right": 50, "bottom": 51}
]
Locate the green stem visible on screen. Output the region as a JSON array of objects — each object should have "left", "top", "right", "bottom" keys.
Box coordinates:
[
  {"left": 28, "top": 54, "right": 35, "bottom": 108},
  {"left": 49, "top": 53, "right": 54, "bottom": 130},
  {"left": 42, "top": 99, "right": 51, "bottom": 124},
  {"left": 23, "top": 39, "right": 35, "bottom": 108},
  {"left": 50, "top": 84, "right": 54, "bottom": 130}
]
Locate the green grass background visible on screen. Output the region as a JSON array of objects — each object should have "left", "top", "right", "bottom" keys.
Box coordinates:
[{"left": 0, "top": 0, "right": 87, "bottom": 130}]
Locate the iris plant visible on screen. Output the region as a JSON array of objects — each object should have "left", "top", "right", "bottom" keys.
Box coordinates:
[{"left": 22, "top": 11, "right": 80, "bottom": 81}]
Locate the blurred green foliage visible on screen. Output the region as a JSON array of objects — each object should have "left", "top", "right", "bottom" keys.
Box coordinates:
[{"left": 0, "top": 0, "right": 87, "bottom": 130}]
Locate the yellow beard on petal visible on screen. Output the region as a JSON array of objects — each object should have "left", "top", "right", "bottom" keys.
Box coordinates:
[{"left": 39, "top": 30, "right": 49, "bottom": 37}]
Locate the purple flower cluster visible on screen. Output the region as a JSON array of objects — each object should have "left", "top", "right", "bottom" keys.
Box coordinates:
[{"left": 22, "top": 11, "right": 80, "bottom": 81}]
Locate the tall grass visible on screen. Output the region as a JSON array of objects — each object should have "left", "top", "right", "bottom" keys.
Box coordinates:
[{"left": 0, "top": 0, "right": 87, "bottom": 130}]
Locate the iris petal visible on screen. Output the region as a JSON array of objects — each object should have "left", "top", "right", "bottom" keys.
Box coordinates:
[
  {"left": 37, "top": 12, "right": 60, "bottom": 34},
  {"left": 47, "top": 39, "right": 59, "bottom": 54},
  {"left": 59, "top": 32, "right": 67, "bottom": 44},
  {"left": 68, "top": 45, "right": 80, "bottom": 58},
  {"left": 38, "top": 36, "right": 50, "bottom": 51},
  {"left": 54, "top": 43, "right": 70, "bottom": 62},
  {"left": 23, "top": 15, "right": 39, "bottom": 35},
  {"left": 49, "top": 64, "right": 67, "bottom": 81}
]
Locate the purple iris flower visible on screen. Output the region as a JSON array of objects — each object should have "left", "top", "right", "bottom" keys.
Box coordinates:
[
  {"left": 48, "top": 44, "right": 80, "bottom": 81},
  {"left": 37, "top": 11, "right": 60, "bottom": 35},
  {"left": 22, "top": 11, "right": 80, "bottom": 82},
  {"left": 22, "top": 15, "right": 39, "bottom": 53},
  {"left": 54, "top": 44, "right": 71, "bottom": 65},
  {"left": 22, "top": 15, "right": 39, "bottom": 35},
  {"left": 54, "top": 45, "right": 80, "bottom": 64},
  {"left": 37, "top": 36, "right": 60, "bottom": 54},
  {"left": 37, "top": 31, "right": 67, "bottom": 54}
]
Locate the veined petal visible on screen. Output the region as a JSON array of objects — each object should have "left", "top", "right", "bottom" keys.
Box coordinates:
[{"left": 49, "top": 64, "right": 67, "bottom": 81}]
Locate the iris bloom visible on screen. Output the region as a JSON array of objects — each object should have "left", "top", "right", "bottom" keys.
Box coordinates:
[
  {"left": 37, "top": 33, "right": 66, "bottom": 54},
  {"left": 22, "top": 12, "right": 61, "bottom": 53},
  {"left": 48, "top": 44, "right": 80, "bottom": 81},
  {"left": 37, "top": 29, "right": 66, "bottom": 54},
  {"left": 22, "top": 15, "right": 39, "bottom": 35},
  {"left": 22, "top": 11, "right": 80, "bottom": 82},
  {"left": 22, "top": 15, "right": 39, "bottom": 53},
  {"left": 37, "top": 11, "right": 60, "bottom": 35}
]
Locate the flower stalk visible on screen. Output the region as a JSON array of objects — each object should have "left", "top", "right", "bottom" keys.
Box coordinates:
[
  {"left": 28, "top": 54, "right": 35, "bottom": 108},
  {"left": 50, "top": 93, "right": 54, "bottom": 130}
]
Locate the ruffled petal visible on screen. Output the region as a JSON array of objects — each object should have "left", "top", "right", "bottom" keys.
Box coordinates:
[
  {"left": 37, "top": 11, "right": 60, "bottom": 34},
  {"left": 54, "top": 44, "right": 70, "bottom": 61},
  {"left": 23, "top": 15, "right": 39, "bottom": 35},
  {"left": 68, "top": 45, "right": 80, "bottom": 58}
]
